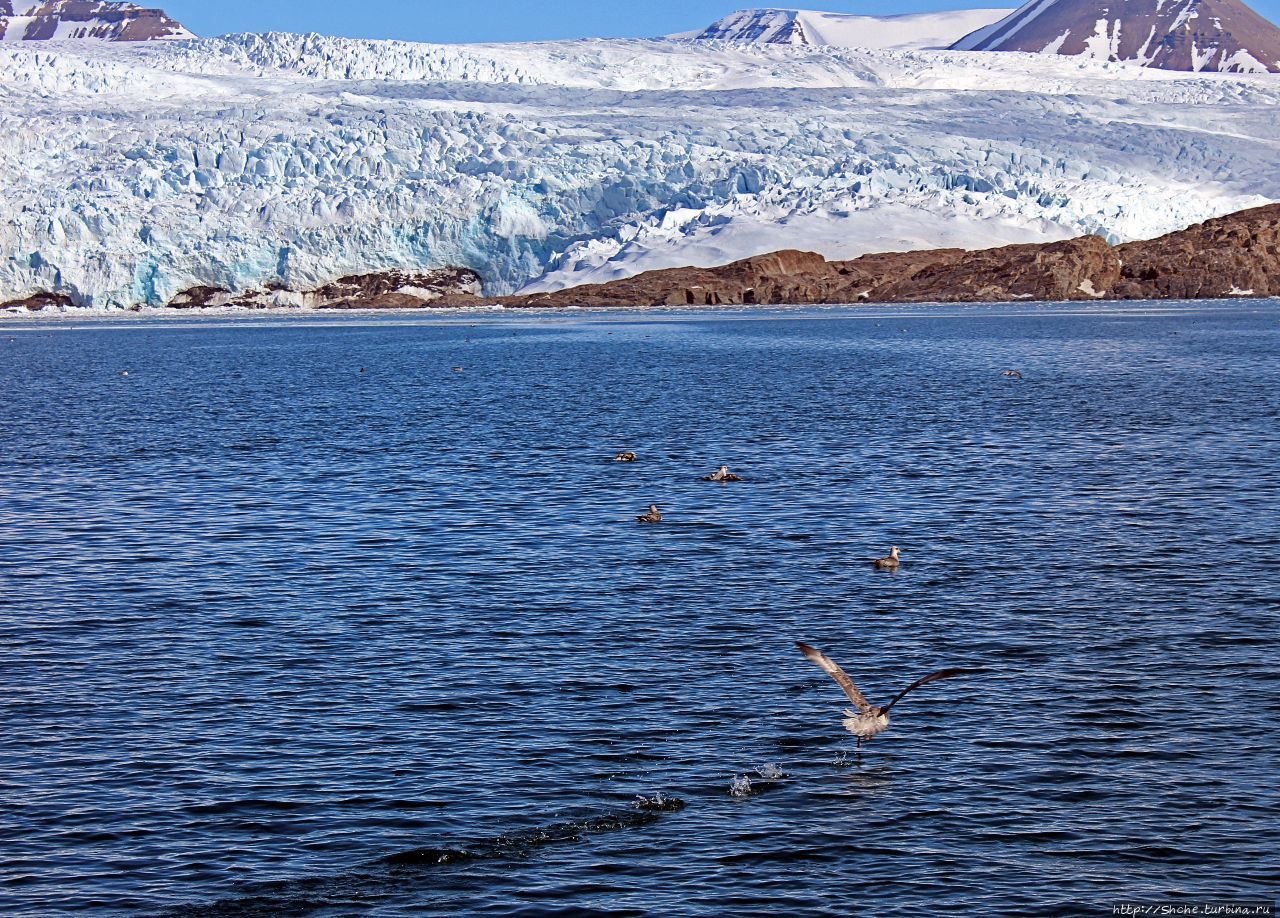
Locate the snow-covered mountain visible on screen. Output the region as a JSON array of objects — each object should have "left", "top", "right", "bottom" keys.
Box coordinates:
[
  {"left": 952, "top": 0, "right": 1280, "bottom": 73},
  {"left": 0, "top": 1, "right": 192, "bottom": 41},
  {"left": 685, "top": 8, "right": 1012, "bottom": 50},
  {"left": 2, "top": 33, "right": 1279, "bottom": 309}
]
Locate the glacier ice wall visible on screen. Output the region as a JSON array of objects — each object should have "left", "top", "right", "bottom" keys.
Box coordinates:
[{"left": 2, "top": 34, "right": 1279, "bottom": 308}]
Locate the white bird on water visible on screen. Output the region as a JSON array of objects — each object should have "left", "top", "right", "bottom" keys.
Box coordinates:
[
  {"left": 703, "top": 465, "right": 743, "bottom": 482},
  {"left": 796, "top": 642, "right": 971, "bottom": 750}
]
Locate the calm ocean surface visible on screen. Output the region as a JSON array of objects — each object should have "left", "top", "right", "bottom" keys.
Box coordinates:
[{"left": 1, "top": 303, "right": 1277, "bottom": 916}]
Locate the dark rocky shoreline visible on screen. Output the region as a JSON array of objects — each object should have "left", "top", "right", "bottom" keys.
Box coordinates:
[
  {"left": 474, "top": 202, "right": 1280, "bottom": 309},
  {"left": 4, "top": 204, "right": 1278, "bottom": 313}
]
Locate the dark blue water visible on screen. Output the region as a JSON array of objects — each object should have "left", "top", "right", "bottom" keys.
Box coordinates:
[{"left": 1, "top": 303, "right": 1278, "bottom": 917}]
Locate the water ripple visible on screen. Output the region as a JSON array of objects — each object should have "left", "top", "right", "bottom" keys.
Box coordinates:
[{"left": 0, "top": 303, "right": 1277, "bottom": 915}]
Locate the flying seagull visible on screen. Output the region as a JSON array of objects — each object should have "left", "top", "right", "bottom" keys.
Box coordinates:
[
  {"left": 796, "top": 642, "right": 970, "bottom": 750},
  {"left": 1002, "top": 370, "right": 1024, "bottom": 380}
]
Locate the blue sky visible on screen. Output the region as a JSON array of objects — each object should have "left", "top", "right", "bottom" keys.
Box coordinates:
[{"left": 162, "top": 0, "right": 1280, "bottom": 43}]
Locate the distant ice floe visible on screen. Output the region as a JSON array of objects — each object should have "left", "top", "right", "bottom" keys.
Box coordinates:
[{"left": 1, "top": 33, "right": 1278, "bottom": 309}]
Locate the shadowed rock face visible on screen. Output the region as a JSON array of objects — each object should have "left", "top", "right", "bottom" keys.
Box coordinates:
[
  {"left": 951, "top": 0, "right": 1280, "bottom": 73},
  {"left": 0, "top": 2, "right": 191, "bottom": 41},
  {"left": 1114, "top": 204, "right": 1280, "bottom": 298},
  {"left": 489, "top": 239, "right": 1118, "bottom": 308},
  {"left": 868, "top": 236, "right": 1120, "bottom": 303},
  {"left": 0, "top": 292, "right": 75, "bottom": 311},
  {"left": 479, "top": 203, "right": 1280, "bottom": 308}
]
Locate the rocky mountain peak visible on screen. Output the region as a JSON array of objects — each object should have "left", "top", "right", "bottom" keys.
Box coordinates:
[
  {"left": 0, "top": 1, "right": 192, "bottom": 41},
  {"left": 952, "top": 0, "right": 1280, "bottom": 73}
]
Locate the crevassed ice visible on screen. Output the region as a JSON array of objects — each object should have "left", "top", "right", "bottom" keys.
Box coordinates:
[{"left": 1, "top": 34, "right": 1278, "bottom": 309}]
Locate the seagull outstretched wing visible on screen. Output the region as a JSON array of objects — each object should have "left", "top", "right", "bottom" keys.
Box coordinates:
[
  {"left": 884, "top": 668, "right": 972, "bottom": 712},
  {"left": 796, "top": 642, "right": 872, "bottom": 714}
]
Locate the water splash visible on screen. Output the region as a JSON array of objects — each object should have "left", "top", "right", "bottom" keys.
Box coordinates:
[{"left": 634, "top": 792, "right": 686, "bottom": 813}]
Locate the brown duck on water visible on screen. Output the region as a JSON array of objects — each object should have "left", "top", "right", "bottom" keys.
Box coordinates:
[{"left": 873, "top": 546, "right": 901, "bottom": 571}]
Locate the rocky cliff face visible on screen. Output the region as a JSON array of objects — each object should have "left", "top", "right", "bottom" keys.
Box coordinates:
[
  {"left": 952, "top": 0, "right": 1280, "bottom": 73},
  {"left": 0, "top": 1, "right": 192, "bottom": 41},
  {"left": 486, "top": 203, "right": 1280, "bottom": 308},
  {"left": 1113, "top": 205, "right": 1280, "bottom": 298}
]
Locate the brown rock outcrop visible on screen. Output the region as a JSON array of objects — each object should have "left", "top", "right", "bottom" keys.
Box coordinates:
[
  {"left": 1, "top": 291, "right": 75, "bottom": 311},
  {"left": 166, "top": 267, "right": 485, "bottom": 310},
  {"left": 488, "top": 202, "right": 1280, "bottom": 309},
  {"left": 868, "top": 235, "right": 1122, "bottom": 302},
  {"left": 482, "top": 235, "right": 1122, "bottom": 307},
  {"left": 500, "top": 250, "right": 838, "bottom": 309},
  {"left": 0, "top": 1, "right": 192, "bottom": 41},
  {"left": 1113, "top": 203, "right": 1280, "bottom": 298},
  {"left": 308, "top": 268, "right": 484, "bottom": 309},
  {"left": 952, "top": 0, "right": 1280, "bottom": 74},
  {"left": 167, "top": 285, "right": 231, "bottom": 309}
]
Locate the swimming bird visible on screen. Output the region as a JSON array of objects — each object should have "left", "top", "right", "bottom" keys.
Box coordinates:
[
  {"left": 703, "top": 465, "right": 743, "bottom": 483},
  {"left": 119, "top": 371, "right": 130, "bottom": 377},
  {"left": 614, "top": 451, "right": 638, "bottom": 462},
  {"left": 637, "top": 504, "right": 663, "bottom": 523},
  {"left": 796, "top": 642, "right": 970, "bottom": 750},
  {"left": 873, "top": 546, "right": 901, "bottom": 571},
  {"left": 452, "top": 366, "right": 464, "bottom": 373},
  {"left": 1002, "top": 370, "right": 1023, "bottom": 379}
]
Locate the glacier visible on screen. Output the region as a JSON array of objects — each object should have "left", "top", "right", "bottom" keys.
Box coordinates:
[{"left": 2, "top": 32, "right": 1280, "bottom": 309}]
